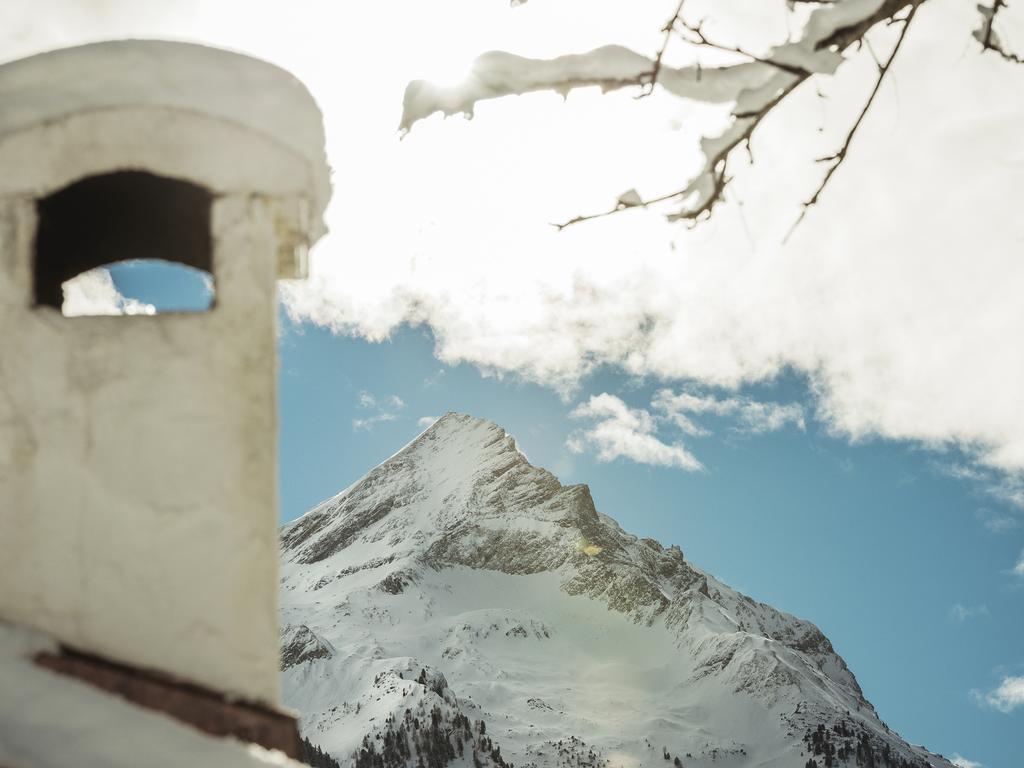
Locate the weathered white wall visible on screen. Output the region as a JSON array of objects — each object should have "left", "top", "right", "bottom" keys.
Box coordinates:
[
  {"left": 0, "top": 41, "right": 331, "bottom": 706},
  {"left": 0, "top": 195, "right": 282, "bottom": 702}
]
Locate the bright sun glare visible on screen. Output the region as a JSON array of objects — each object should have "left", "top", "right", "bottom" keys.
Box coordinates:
[{"left": 417, "top": 52, "right": 474, "bottom": 89}]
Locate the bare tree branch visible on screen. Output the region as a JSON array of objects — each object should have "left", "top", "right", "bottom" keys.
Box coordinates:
[
  {"left": 639, "top": 0, "right": 687, "bottom": 97},
  {"left": 976, "top": 0, "right": 1023, "bottom": 63},
  {"left": 551, "top": 0, "right": 925, "bottom": 229},
  {"left": 677, "top": 19, "right": 812, "bottom": 77},
  {"left": 553, "top": 184, "right": 699, "bottom": 230},
  {"left": 403, "top": 0, "right": 932, "bottom": 230},
  {"left": 553, "top": 74, "right": 805, "bottom": 230},
  {"left": 787, "top": 2, "right": 920, "bottom": 237},
  {"left": 553, "top": 163, "right": 730, "bottom": 230},
  {"left": 982, "top": 0, "right": 1005, "bottom": 49}
]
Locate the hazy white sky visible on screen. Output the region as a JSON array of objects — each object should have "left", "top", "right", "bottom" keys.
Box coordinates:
[{"left": 4, "top": 0, "right": 1022, "bottom": 480}]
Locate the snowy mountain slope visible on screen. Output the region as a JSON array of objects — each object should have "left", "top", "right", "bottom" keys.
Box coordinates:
[{"left": 279, "top": 413, "right": 954, "bottom": 768}]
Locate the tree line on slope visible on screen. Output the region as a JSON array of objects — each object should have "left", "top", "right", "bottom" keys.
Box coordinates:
[
  {"left": 802, "top": 722, "right": 930, "bottom": 768},
  {"left": 301, "top": 735, "right": 343, "bottom": 768},
  {"left": 351, "top": 704, "right": 509, "bottom": 768}
]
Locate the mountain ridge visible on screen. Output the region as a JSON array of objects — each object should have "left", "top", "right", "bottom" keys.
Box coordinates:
[{"left": 279, "top": 412, "right": 954, "bottom": 768}]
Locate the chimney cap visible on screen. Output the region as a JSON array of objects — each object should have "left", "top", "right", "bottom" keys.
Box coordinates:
[{"left": 0, "top": 39, "right": 331, "bottom": 250}]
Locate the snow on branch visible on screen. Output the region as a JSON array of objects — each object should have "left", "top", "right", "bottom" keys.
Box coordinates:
[
  {"left": 975, "top": 0, "right": 1023, "bottom": 63},
  {"left": 400, "top": 46, "right": 774, "bottom": 131},
  {"left": 402, "top": 0, "right": 952, "bottom": 228}
]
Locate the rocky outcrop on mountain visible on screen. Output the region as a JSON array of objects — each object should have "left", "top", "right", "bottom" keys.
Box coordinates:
[
  {"left": 280, "top": 413, "right": 953, "bottom": 768},
  {"left": 281, "top": 624, "right": 334, "bottom": 670}
]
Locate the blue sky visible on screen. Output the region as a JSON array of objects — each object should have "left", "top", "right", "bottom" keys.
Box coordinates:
[{"left": 273, "top": 312, "right": 1024, "bottom": 768}]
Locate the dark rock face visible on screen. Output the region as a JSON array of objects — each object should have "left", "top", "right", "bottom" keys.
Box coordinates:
[
  {"left": 280, "top": 624, "right": 333, "bottom": 670},
  {"left": 283, "top": 479, "right": 413, "bottom": 565},
  {"left": 379, "top": 571, "right": 413, "bottom": 594}
]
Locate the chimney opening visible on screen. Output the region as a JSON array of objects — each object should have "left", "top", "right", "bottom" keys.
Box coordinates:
[{"left": 33, "top": 170, "right": 214, "bottom": 315}]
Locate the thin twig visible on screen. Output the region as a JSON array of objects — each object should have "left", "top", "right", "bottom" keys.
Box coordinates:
[
  {"left": 678, "top": 19, "right": 811, "bottom": 76},
  {"left": 786, "top": 2, "right": 919, "bottom": 238},
  {"left": 983, "top": 0, "right": 1005, "bottom": 49},
  {"left": 554, "top": 75, "right": 806, "bottom": 229},
  {"left": 978, "top": 0, "right": 1023, "bottom": 63},
  {"left": 554, "top": 0, "right": 921, "bottom": 231},
  {"left": 553, "top": 186, "right": 692, "bottom": 230},
  {"left": 552, "top": 160, "right": 732, "bottom": 230},
  {"left": 640, "top": 0, "right": 688, "bottom": 97},
  {"left": 863, "top": 37, "right": 883, "bottom": 69}
]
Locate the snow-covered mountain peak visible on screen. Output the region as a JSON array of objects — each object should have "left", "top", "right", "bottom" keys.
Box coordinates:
[
  {"left": 279, "top": 414, "right": 956, "bottom": 768},
  {"left": 280, "top": 412, "right": 595, "bottom": 569}
]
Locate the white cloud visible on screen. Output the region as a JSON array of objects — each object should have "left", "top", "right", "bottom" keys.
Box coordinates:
[
  {"left": 277, "top": 0, "right": 1024, "bottom": 486},
  {"left": 418, "top": 415, "right": 439, "bottom": 428},
  {"left": 996, "top": 481, "right": 1024, "bottom": 511},
  {"left": 943, "top": 466, "right": 1024, "bottom": 533},
  {"left": 947, "top": 464, "right": 1024, "bottom": 513},
  {"left": 950, "top": 754, "right": 983, "bottom": 768},
  {"left": 423, "top": 369, "right": 446, "bottom": 388},
  {"left": 652, "top": 389, "right": 805, "bottom": 436},
  {"left": 353, "top": 391, "right": 406, "bottom": 431},
  {"left": 569, "top": 390, "right": 806, "bottom": 470},
  {"left": 986, "top": 516, "right": 1019, "bottom": 534},
  {"left": 61, "top": 268, "right": 155, "bottom": 317},
  {"left": 353, "top": 413, "right": 397, "bottom": 431},
  {"left": 973, "top": 675, "right": 1024, "bottom": 713},
  {"left": 976, "top": 508, "right": 1019, "bottom": 534},
  {"left": 568, "top": 394, "right": 702, "bottom": 471},
  {"left": 949, "top": 603, "right": 988, "bottom": 623},
  {"left": 1014, "top": 551, "right": 1024, "bottom": 578}
]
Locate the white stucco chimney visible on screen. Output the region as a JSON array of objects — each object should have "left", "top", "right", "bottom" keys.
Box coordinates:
[{"left": 0, "top": 40, "right": 331, "bottom": 707}]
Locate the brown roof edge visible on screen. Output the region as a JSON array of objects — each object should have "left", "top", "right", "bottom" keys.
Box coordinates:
[{"left": 34, "top": 646, "right": 301, "bottom": 760}]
